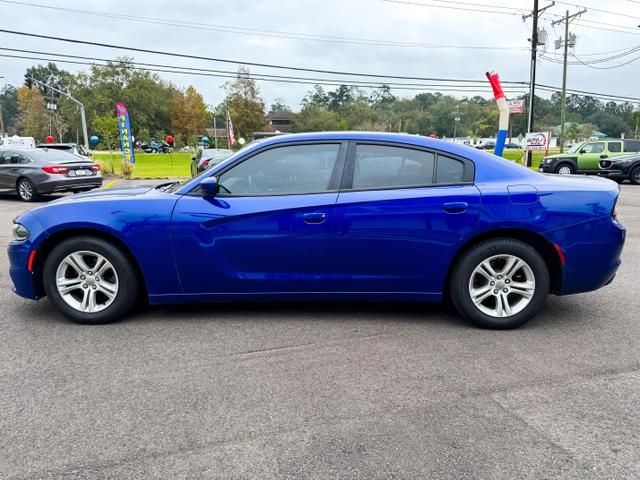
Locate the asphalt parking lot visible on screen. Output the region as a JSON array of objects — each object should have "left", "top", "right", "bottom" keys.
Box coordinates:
[{"left": 0, "top": 182, "right": 638, "bottom": 479}]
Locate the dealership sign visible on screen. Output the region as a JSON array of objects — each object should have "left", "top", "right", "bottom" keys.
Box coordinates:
[
  {"left": 524, "top": 132, "right": 551, "bottom": 151},
  {"left": 508, "top": 100, "right": 525, "bottom": 114}
]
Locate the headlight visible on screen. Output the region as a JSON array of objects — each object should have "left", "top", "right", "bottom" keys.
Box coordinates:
[
  {"left": 543, "top": 158, "right": 552, "bottom": 163},
  {"left": 12, "top": 223, "right": 30, "bottom": 241}
]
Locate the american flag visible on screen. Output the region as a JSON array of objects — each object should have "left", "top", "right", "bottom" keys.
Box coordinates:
[{"left": 226, "top": 109, "right": 235, "bottom": 146}]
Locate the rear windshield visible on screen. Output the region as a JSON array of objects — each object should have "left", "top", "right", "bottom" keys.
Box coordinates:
[
  {"left": 27, "top": 149, "right": 87, "bottom": 163},
  {"left": 37, "top": 145, "right": 73, "bottom": 151}
]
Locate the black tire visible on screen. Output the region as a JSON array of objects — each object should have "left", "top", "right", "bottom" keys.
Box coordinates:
[
  {"left": 42, "top": 236, "right": 139, "bottom": 324},
  {"left": 555, "top": 163, "right": 574, "bottom": 175},
  {"left": 630, "top": 165, "right": 640, "bottom": 185},
  {"left": 450, "top": 238, "right": 550, "bottom": 329},
  {"left": 16, "top": 178, "right": 39, "bottom": 202}
]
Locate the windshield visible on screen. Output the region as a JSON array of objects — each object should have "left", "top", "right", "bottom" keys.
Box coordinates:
[{"left": 567, "top": 142, "right": 584, "bottom": 154}]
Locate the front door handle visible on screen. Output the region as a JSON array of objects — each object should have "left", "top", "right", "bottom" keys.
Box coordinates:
[
  {"left": 443, "top": 202, "right": 468, "bottom": 214},
  {"left": 600, "top": 154, "right": 608, "bottom": 159},
  {"left": 303, "top": 212, "right": 327, "bottom": 224}
]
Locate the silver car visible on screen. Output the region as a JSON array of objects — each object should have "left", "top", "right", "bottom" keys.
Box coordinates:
[
  {"left": 0, "top": 148, "right": 102, "bottom": 201},
  {"left": 190, "top": 148, "right": 233, "bottom": 176}
]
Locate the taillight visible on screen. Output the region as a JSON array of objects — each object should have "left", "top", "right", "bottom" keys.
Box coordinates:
[
  {"left": 41, "top": 165, "right": 69, "bottom": 174},
  {"left": 202, "top": 160, "right": 210, "bottom": 166},
  {"left": 90, "top": 164, "right": 100, "bottom": 172}
]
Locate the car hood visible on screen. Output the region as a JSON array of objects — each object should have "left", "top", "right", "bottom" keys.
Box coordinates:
[{"left": 45, "top": 184, "right": 161, "bottom": 204}]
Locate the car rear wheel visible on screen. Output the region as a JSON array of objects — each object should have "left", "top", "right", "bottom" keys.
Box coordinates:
[
  {"left": 16, "top": 178, "right": 38, "bottom": 202},
  {"left": 42, "top": 236, "right": 139, "bottom": 324},
  {"left": 450, "top": 239, "right": 550, "bottom": 329},
  {"left": 630, "top": 166, "right": 640, "bottom": 185},
  {"left": 555, "top": 163, "right": 574, "bottom": 175}
]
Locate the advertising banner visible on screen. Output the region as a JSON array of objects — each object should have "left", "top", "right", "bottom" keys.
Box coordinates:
[{"left": 115, "top": 102, "right": 135, "bottom": 164}]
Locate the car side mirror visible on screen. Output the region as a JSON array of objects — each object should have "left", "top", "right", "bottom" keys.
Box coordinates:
[
  {"left": 191, "top": 156, "right": 196, "bottom": 161},
  {"left": 200, "top": 176, "right": 218, "bottom": 196},
  {"left": 579, "top": 149, "right": 586, "bottom": 154}
]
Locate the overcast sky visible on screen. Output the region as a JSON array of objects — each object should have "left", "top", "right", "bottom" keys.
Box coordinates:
[{"left": 0, "top": 0, "right": 638, "bottom": 110}]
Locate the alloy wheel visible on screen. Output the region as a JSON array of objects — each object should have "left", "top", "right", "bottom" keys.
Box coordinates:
[
  {"left": 468, "top": 254, "right": 536, "bottom": 318},
  {"left": 557, "top": 165, "right": 572, "bottom": 175},
  {"left": 18, "top": 180, "right": 33, "bottom": 200},
  {"left": 55, "top": 250, "right": 119, "bottom": 313}
]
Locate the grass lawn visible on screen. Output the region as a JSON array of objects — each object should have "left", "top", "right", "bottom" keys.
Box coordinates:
[
  {"left": 94, "top": 147, "right": 555, "bottom": 179},
  {"left": 94, "top": 152, "right": 193, "bottom": 178}
]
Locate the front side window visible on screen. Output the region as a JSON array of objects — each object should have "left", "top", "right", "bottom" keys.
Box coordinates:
[
  {"left": 608, "top": 142, "right": 622, "bottom": 153},
  {"left": 217, "top": 144, "right": 340, "bottom": 196},
  {"left": 352, "top": 145, "right": 435, "bottom": 190},
  {"left": 582, "top": 142, "right": 604, "bottom": 154}
]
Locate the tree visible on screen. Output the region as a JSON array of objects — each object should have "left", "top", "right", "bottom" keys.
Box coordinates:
[
  {"left": 586, "top": 111, "right": 629, "bottom": 137},
  {"left": 269, "top": 97, "right": 291, "bottom": 114},
  {"left": 16, "top": 85, "right": 47, "bottom": 139},
  {"left": 92, "top": 113, "right": 118, "bottom": 150},
  {"left": 565, "top": 122, "right": 581, "bottom": 144},
  {"left": 292, "top": 106, "right": 348, "bottom": 132},
  {"left": 25, "top": 63, "right": 73, "bottom": 98},
  {"left": 170, "top": 85, "right": 208, "bottom": 145},
  {"left": 223, "top": 66, "right": 266, "bottom": 142},
  {"left": 0, "top": 85, "right": 19, "bottom": 135}
]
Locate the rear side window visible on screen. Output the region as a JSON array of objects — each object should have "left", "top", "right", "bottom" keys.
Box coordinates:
[
  {"left": 608, "top": 142, "right": 622, "bottom": 153},
  {"left": 436, "top": 155, "right": 465, "bottom": 184},
  {"left": 624, "top": 140, "right": 640, "bottom": 152},
  {"left": 352, "top": 145, "right": 435, "bottom": 189}
]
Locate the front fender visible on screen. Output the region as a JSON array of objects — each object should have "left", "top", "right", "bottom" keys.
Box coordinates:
[{"left": 24, "top": 193, "right": 182, "bottom": 297}]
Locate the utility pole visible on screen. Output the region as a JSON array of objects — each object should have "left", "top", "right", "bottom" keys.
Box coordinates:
[
  {"left": 0, "top": 76, "right": 5, "bottom": 138},
  {"left": 26, "top": 76, "right": 89, "bottom": 151},
  {"left": 552, "top": 8, "right": 586, "bottom": 152},
  {"left": 523, "top": 1, "right": 555, "bottom": 166}
]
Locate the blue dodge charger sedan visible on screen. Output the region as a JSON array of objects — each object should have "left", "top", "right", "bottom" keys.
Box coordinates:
[{"left": 8, "top": 132, "right": 625, "bottom": 329}]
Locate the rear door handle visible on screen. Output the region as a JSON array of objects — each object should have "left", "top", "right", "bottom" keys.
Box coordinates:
[
  {"left": 443, "top": 202, "right": 468, "bottom": 214},
  {"left": 303, "top": 212, "right": 327, "bottom": 224}
]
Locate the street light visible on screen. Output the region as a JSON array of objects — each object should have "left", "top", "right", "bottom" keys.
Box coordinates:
[{"left": 0, "top": 75, "right": 5, "bottom": 138}]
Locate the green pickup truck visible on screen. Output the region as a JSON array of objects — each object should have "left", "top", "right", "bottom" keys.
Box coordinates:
[{"left": 539, "top": 139, "right": 640, "bottom": 175}]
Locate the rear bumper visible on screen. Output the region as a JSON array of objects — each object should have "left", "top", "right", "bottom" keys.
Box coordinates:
[
  {"left": 36, "top": 176, "right": 102, "bottom": 194},
  {"left": 548, "top": 216, "right": 626, "bottom": 295}
]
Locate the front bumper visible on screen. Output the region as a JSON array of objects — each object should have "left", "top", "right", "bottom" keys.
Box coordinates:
[
  {"left": 7, "top": 212, "right": 48, "bottom": 300},
  {"left": 539, "top": 162, "right": 553, "bottom": 173},
  {"left": 598, "top": 169, "right": 626, "bottom": 180}
]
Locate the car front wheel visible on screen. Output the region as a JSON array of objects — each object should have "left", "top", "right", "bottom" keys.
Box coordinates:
[
  {"left": 450, "top": 239, "right": 550, "bottom": 329},
  {"left": 42, "top": 236, "right": 139, "bottom": 324},
  {"left": 630, "top": 165, "right": 640, "bottom": 185},
  {"left": 555, "top": 163, "right": 574, "bottom": 175}
]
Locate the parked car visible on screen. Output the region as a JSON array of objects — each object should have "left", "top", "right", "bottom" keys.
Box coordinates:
[
  {"left": 504, "top": 143, "right": 521, "bottom": 149},
  {"left": 539, "top": 139, "right": 640, "bottom": 175},
  {"left": 190, "top": 148, "right": 233, "bottom": 176},
  {"left": 599, "top": 153, "right": 640, "bottom": 184},
  {"left": 476, "top": 142, "right": 496, "bottom": 150},
  {"left": 8, "top": 132, "right": 625, "bottom": 329},
  {"left": 36, "top": 143, "right": 90, "bottom": 160},
  {"left": 0, "top": 148, "right": 102, "bottom": 201}
]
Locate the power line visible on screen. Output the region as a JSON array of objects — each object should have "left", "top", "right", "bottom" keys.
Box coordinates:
[
  {"left": 3, "top": 48, "right": 638, "bottom": 103},
  {"left": 554, "top": 1, "right": 640, "bottom": 21},
  {"left": 0, "top": 0, "right": 526, "bottom": 52},
  {"left": 0, "top": 47, "right": 530, "bottom": 89},
  {"left": 0, "top": 28, "right": 529, "bottom": 83},
  {"left": 0, "top": 53, "right": 532, "bottom": 93},
  {"left": 380, "top": 0, "right": 527, "bottom": 16}
]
